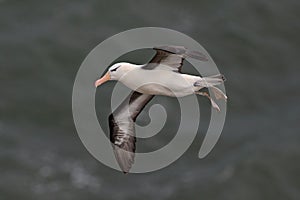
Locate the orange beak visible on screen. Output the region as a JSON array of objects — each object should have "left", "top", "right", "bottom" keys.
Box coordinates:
[{"left": 95, "top": 72, "right": 111, "bottom": 87}]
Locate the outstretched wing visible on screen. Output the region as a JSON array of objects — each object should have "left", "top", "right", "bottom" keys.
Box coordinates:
[
  {"left": 143, "top": 45, "right": 208, "bottom": 72},
  {"left": 109, "top": 91, "right": 154, "bottom": 173}
]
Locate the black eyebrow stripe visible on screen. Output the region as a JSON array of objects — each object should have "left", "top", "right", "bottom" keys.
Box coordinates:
[{"left": 111, "top": 65, "right": 121, "bottom": 72}]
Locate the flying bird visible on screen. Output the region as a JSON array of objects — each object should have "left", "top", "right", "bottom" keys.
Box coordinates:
[{"left": 95, "top": 46, "right": 227, "bottom": 173}]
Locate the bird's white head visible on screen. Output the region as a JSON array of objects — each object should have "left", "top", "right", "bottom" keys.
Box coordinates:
[{"left": 95, "top": 62, "right": 135, "bottom": 87}]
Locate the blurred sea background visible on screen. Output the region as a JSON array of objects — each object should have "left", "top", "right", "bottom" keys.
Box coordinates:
[{"left": 0, "top": 0, "right": 299, "bottom": 199}]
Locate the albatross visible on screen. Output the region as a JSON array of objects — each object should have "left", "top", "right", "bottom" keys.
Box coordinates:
[{"left": 95, "top": 45, "right": 227, "bottom": 173}]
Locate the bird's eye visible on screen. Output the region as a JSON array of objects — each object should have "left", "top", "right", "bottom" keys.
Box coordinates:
[{"left": 110, "top": 65, "right": 120, "bottom": 72}]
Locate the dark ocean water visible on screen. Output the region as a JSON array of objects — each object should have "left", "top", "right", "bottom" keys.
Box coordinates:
[{"left": 1, "top": 0, "right": 299, "bottom": 199}]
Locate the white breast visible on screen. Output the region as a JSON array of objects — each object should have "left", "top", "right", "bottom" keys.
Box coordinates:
[{"left": 118, "top": 68, "right": 200, "bottom": 97}]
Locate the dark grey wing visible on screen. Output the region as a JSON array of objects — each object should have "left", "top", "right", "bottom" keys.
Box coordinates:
[
  {"left": 157, "top": 45, "right": 208, "bottom": 61},
  {"left": 145, "top": 48, "right": 184, "bottom": 72},
  {"left": 143, "top": 45, "right": 208, "bottom": 72},
  {"left": 109, "top": 91, "right": 153, "bottom": 173}
]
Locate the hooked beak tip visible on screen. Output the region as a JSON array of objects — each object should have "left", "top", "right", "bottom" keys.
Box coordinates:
[
  {"left": 95, "top": 72, "right": 111, "bottom": 88},
  {"left": 94, "top": 80, "right": 100, "bottom": 88}
]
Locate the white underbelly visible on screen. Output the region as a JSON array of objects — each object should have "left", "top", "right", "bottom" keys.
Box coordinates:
[{"left": 119, "top": 69, "right": 199, "bottom": 97}]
